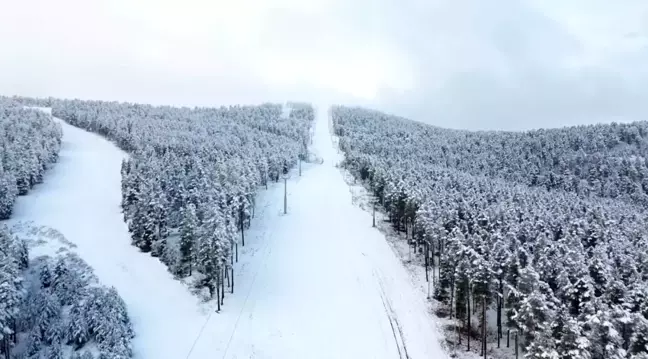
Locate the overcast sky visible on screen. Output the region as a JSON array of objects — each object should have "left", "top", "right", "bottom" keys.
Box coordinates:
[{"left": 1, "top": 0, "right": 647, "bottom": 130}]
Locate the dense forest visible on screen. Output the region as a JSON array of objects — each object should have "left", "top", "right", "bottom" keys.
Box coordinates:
[
  {"left": 0, "top": 226, "right": 134, "bottom": 359},
  {"left": 0, "top": 98, "right": 62, "bottom": 219},
  {"left": 49, "top": 98, "right": 314, "bottom": 307},
  {"left": 333, "top": 106, "right": 648, "bottom": 359}
]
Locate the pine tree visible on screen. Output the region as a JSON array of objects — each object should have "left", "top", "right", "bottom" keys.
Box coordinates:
[
  {"left": 16, "top": 238, "right": 29, "bottom": 270},
  {"left": 40, "top": 263, "right": 52, "bottom": 288},
  {"left": 179, "top": 203, "right": 198, "bottom": 277},
  {"left": 454, "top": 256, "right": 470, "bottom": 342},
  {"left": 558, "top": 317, "right": 592, "bottom": 359},
  {"left": 44, "top": 342, "right": 64, "bottom": 359},
  {"left": 0, "top": 245, "right": 22, "bottom": 357},
  {"left": 514, "top": 267, "right": 556, "bottom": 352},
  {"left": 52, "top": 257, "right": 71, "bottom": 305},
  {"left": 67, "top": 302, "right": 89, "bottom": 349},
  {"left": 630, "top": 314, "right": 648, "bottom": 356},
  {"left": 0, "top": 173, "right": 17, "bottom": 220},
  {"left": 586, "top": 308, "right": 626, "bottom": 359}
]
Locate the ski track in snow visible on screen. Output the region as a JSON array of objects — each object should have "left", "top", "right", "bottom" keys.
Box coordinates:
[
  {"left": 190, "top": 104, "right": 448, "bottom": 359},
  {"left": 6, "top": 108, "right": 207, "bottom": 359},
  {"left": 7, "top": 106, "right": 447, "bottom": 359}
]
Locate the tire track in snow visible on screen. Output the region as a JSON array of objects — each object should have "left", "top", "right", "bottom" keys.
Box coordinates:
[
  {"left": 220, "top": 209, "right": 278, "bottom": 358},
  {"left": 373, "top": 268, "right": 410, "bottom": 359}
]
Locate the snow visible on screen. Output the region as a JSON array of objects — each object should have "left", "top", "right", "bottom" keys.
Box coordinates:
[
  {"left": 188, "top": 104, "right": 448, "bottom": 358},
  {"left": 7, "top": 108, "right": 207, "bottom": 359},
  {"left": 8, "top": 105, "right": 447, "bottom": 359}
]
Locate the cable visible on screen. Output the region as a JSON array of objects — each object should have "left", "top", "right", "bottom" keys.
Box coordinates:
[{"left": 185, "top": 301, "right": 217, "bottom": 359}]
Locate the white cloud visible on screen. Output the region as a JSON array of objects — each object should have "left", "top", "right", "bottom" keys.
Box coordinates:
[{"left": 1, "top": 0, "right": 648, "bottom": 130}]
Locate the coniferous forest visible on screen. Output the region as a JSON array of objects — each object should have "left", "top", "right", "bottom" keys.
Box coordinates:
[
  {"left": 333, "top": 106, "right": 648, "bottom": 359},
  {"left": 6, "top": 92, "right": 648, "bottom": 358},
  {"left": 1, "top": 98, "right": 133, "bottom": 359},
  {"left": 0, "top": 225, "right": 134, "bottom": 359},
  {"left": 1, "top": 96, "right": 315, "bottom": 358},
  {"left": 51, "top": 99, "right": 314, "bottom": 305},
  {"left": 0, "top": 98, "right": 62, "bottom": 219}
]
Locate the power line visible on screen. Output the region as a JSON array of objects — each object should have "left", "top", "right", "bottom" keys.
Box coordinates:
[{"left": 185, "top": 303, "right": 217, "bottom": 359}]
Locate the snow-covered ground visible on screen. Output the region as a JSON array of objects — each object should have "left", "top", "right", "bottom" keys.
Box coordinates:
[
  {"left": 189, "top": 104, "right": 448, "bottom": 358},
  {"left": 8, "top": 106, "right": 447, "bottom": 359},
  {"left": 6, "top": 109, "right": 207, "bottom": 359}
]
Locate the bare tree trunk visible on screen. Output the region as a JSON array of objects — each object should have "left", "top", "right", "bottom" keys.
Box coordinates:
[
  {"left": 424, "top": 241, "right": 429, "bottom": 282},
  {"left": 467, "top": 291, "right": 471, "bottom": 352},
  {"left": 450, "top": 275, "right": 455, "bottom": 319},
  {"left": 515, "top": 332, "right": 519, "bottom": 359},
  {"left": 240, "top": 206, "right": 245, "bottom": 246},
  {"left": 372, "top": 202, "right": 376, "bottom": 227},
  {"left": 498, "top": 278, "right": 504, "bottom": 351},
  {"left": 482, "top": 296, "right": 487, "bottom": 358},
  {"left": 231, "top": 267, "right": 234, "bottom": 294},
  {"left": 221, "top": 268, "right": 225, "bottom": 305},
  {"left": 497, "top": 295, "right": 502, "bottom": 348},
  {"left": 432, "top": 248, "right": 436, "bottom": 290},
  {"left": 216, "top": 275, "right": 221, "bottom": 312},
  {"left": 283, "top": 178, "right": 287, "bottom": 214}
]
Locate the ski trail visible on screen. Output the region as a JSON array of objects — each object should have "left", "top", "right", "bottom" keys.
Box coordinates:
[
  {"left": 7, "top": 106, "right": 447, "bottom": 359},
  {"left": 6, "top": 112, "right": 207, "bottom": 359},
  {"left": 189, "top": 104, "right": 447, "bottom": 358}
]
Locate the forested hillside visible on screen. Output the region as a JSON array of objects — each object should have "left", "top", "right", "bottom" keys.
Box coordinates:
[
  {"left": 0, "top": 98, "right": 62, "bottom": 219},
  {"left": 0, "top": 226, "right": 134, "bottom": 359},
  {"left": 51, "top": 99, "right": 314, "bottom": 306},
  {"left": 333, "top": 106, "right": 648, "bottom": 359},
  {"left": 335, "top": 107, "right": 648, "bottom": 207}
]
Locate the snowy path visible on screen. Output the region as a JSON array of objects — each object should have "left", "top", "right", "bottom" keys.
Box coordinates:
[
  {"left": 190, "top": 105, "right": 447, "bottom": 358},
  {"left": 6, "top": 111, "right": 208, "bottom": 359}
]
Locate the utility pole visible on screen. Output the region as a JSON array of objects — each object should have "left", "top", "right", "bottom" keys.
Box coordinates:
[
  {"left": 407, "top": 220, "right": 413, "bottom": 262},
  {"left": 283, "top": 177, "right": 288, "bottom": 214},
  {"left": 425, "top": 239, "right": 431, "bottom": 299},
  {"left": 372, "top": 199, "right": 376, "bottom": 227},
  {"left": 240, "top": 205, "right": 245, "bottom": 247}
]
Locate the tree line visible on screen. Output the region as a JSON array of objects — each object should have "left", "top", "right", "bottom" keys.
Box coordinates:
[
  {"left": 49, "top": 98, "right": 314, "bottom": 308},
  {"left": 0, "top": 226, "right": 134, "bottom": 359},
  {"left": 333, "top": 105, "right": 648, "bottom": 359},
  {"left": 0, "top": 97, "right": 62, "bottom": 219}
]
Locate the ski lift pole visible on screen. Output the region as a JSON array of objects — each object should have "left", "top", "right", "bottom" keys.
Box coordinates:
[
  {"left": 282, "top": 172, "right": 290, "bottom": 214},
  {"left": 372, "top": 198, "right": 376, "bottom": 227},
  {"left": 407, "top": 219, "right": 413, "bottom": 262}
]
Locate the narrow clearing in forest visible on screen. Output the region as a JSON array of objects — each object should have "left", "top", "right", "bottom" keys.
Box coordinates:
[
  {"left": 190, "top": 104, "right": 447, "bottom": 359},
  {"left": 6, "top": 110, "right": 207, "bottom": 359}
]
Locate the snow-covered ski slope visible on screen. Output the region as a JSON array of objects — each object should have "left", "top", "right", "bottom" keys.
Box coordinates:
[
  {"left": 189, "top": 104, "right": 448, "bottom": 359},
  {"left": 9, "top": 106, "right": 446, "bottom": 359},
  {"left": 7, "top": 108, "right": 207, "bottom": 359}
]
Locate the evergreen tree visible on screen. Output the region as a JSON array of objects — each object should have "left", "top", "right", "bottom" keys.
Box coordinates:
[{"left": 179, "top": 203, "right": 198, "bottom": 277}]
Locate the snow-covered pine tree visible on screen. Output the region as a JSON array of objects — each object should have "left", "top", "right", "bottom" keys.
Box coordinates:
[{"left": 179, "top": 203, "right": 198, "bottom": 277}]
